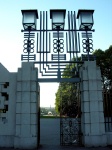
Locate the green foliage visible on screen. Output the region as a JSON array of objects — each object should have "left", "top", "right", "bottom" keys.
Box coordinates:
[
  {"left": 93, "top": 45, "right": 112, "bottom": 87},
  {"left": 55, "top": 58, "right": 81, "bottom": 116},
  {"left": 55, "top": 45, "right": 112, "bottom": 115}
]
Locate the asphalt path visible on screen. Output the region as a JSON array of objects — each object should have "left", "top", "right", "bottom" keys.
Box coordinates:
[{"left": 40, "top": 118, "right": 60, "bottom": 146}]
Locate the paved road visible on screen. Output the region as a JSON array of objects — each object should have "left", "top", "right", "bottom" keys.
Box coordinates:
[{"left": 40, "top": 118, "right": 60, "bottom": 146}]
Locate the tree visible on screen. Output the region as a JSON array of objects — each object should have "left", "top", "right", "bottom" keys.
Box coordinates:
[
  {"left": 55, "top": 45, "right": 112, "bottom": 117},
  {"left": 55, "top": 58, "right": 81, "bottom": 117},
  {"left": 93, "top": 45, "right": 112, "bottom": 90}
]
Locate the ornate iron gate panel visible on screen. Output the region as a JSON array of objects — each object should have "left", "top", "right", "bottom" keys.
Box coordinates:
[{"left": 60, "top": 82, "right": 82, "bottom": 146}]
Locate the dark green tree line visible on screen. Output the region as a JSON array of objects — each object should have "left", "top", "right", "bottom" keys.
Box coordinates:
[{"left": 55, "top": 45, "right": 112, "bottom": 115}]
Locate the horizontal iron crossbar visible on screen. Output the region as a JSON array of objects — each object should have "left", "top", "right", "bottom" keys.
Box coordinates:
[
  {"left": 37, "top": 77, "right": 80, "bottom": 83},
  {"left": 34, "top": 61, "right": 84, "bottom": 64},
  {"left": 21, "top": 29, "right": 95, "bottom": 32}
]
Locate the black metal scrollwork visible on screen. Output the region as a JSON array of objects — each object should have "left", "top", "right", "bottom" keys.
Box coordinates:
[
  {"left": 23, "top": 39, "right": 35, "bottom": 53},
  {"left": 53, "top": 39, "right": 64, "bottom": 53},
  {"left": 82, "top": 38, "right": 93, "bottom": 53}
]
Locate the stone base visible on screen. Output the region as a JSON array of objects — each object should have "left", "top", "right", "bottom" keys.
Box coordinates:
[
  {"left": 0, "top": 135, "right": 14, "bottom": 147},
  {"left": 106, "top": 132, "right": 112, "bottom": 145},
  {"left": 82, "top": 135, "right": 107, "bottom": 147},
  {"left": 14, "top": 137, "right": 37, "bottom": 149}
]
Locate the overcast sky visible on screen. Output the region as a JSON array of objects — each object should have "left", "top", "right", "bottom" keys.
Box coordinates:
[{"left": 0, "top": 0, "right": 112, "bottom": 107}]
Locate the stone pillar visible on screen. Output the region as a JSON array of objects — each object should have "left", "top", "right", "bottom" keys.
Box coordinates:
[
  {"left": 14, "top": 62, "right": 39, "bottom": 149},
  {"left": 80, "top": 61, "right": 107, "bottom": 147}
]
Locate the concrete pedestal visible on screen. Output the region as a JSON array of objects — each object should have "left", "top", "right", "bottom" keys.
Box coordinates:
[
  {"left": 80, "top": 61, "right": 107, "bottom": 147},
  {"left": 14, "top": 62, "right": 39, "bottom": 149}
]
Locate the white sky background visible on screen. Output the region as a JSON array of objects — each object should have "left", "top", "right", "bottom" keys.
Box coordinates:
[{"left": 0, "top": 0, "right": 112, "bottom": 107}]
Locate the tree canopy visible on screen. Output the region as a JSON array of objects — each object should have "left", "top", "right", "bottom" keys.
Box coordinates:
[
  {"left": 93, "top": 45, "right": 112, "bottom": 89},
  {"left": 55, "top": 45, "right": 112, "bottom": 115}
]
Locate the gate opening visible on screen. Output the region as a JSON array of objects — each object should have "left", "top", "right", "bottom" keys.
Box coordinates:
[{"left": 39, "top": 82, "right": 82, "bottom": 147}]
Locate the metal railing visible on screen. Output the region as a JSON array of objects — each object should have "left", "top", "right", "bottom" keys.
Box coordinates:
[{"left": 103, "top": 83, "right": 112, "bottom": 132}]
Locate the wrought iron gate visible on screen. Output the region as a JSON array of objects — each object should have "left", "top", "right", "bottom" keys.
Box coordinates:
[
  {"left": 60, "top": 82, "right": 82, "bottom": 145},
  {"left": 20, "top": 10, "right": 94, "bottom": 147}
]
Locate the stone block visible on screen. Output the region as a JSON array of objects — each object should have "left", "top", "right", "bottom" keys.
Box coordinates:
[
  {"left": 21, "top": 103, "right": 30, "bottom": 114},
  {"left": 83, "top": 101, "right": 90, "bottom": 112},
  {"left": 22, "top": 81, "right": 30, "bottom": 91},
  {"left": 98, "top": 101, "right": 103, "bottom": 112},
  {"left": 19, "top": 137, "right": 37, "bottom": 149},
  {"left": 91, "top": 135, "right": 107, "bottom": 147},
  {"left": 91, "top": 123, "right": 100, "bottom": 135},
  {"left": 106, "top": 132, "right": 112, "bottom": 145},
  {"left": 16, "top": 92, "right": 21, "bottom": 102},
  {"left": 22, "top": 92, "right": 30, "bottom": 102},
  {"left": 31, "top": 82, "right": 37, "bottom": 91},
  {"left": 15, "top": 125, "right": 21, "bottom": 136},
  {"left": 21, "top": 125, "right": 31, "bottom": 137},
  {"left": 81, "top": 70, "right": 88, "bottom": 81},
  {"left": 17, "top": 82, "right": 22, "bottom": 91},
  {"left": 84, "top": 123, "right": 91, "bottom": 135},
  {"left": 31, "top": 92, "right": 37, "bottom": 102},
  {"left": 83, "top": 112, "right": 90, "bottom": 123},
  {"left": 0, "top": 84, "right": 2, "bottom": 91},
  {"left": 14, "top": 137, "right": 20, "bottom": 148},
  {"left": 31, "top": 70, "right": 37, "bottom": 80},
  {"left": 90, "top": 101, "right": 98, "bottom": 112},
  {"left": 31, "top": 125, "right": 37, "bottom": 136},
  {"left": 31, "top": 103, "right": 37, "bottom": 114},
  {"left": 82, "top": 91, "right": 89, "bottom": 102},
  {"left": 97, "top": 91, "right": 103, "bottom": 101},
  {"left": 17, "top": 69, "right": 22, "bottom": 81},
  {"left": 89, "top": 91, "right": 98, "bottom": 101},
  {"left": 99, "top": 123, "right": 105, "bottom": 134},
  {"left": 0, "top": 135, "right": 14, "bottom": 147},
  {"left": 21, "top": 114, "right": 30, "bottom": 124},
  {"left": 21, "top": 62, "right": 34, "bottom": 81},
  {"left": 82, "top": 81, "right": 88, "bottom": 91},
  {"left": 83, "top": 135, "right": 91, "bottom": 147},
  {"left": 97, "top": 80, "right": 102, "bottom": 90},
  {"left": 81, "top": 134, "right": 107, "bottom": 147},
  {"left": 16, "top": 103, "right": 21, "bottom": 113},
  {"left": 96, "top": 67, "right": 102, "bottom": 80},
  {"left": 89, "top": 80, "right": 97, "bottom": 90},
  {"left": 31, "top": 114, "right": 37, "bottom": 125},
  {"left": 99, "top": 112, "right": 104, "bottom": 123},
  {"left": 90, "top": 112, "right": 99, "bottom": 123},
  {"left": 16, "top": 114, "right": 21, "bottom": 124}
]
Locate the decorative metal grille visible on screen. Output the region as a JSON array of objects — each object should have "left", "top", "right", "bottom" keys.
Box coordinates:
[
  {"left": 21, "top": 11, "right": 87, "bottom": 83},
  {"left": 60, "top": 82, "right": 82, "bottom": 145}
]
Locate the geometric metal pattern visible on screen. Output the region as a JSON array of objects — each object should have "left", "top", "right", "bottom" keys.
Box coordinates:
[
  {"left": 21, "top": 11, "right": 94, "bottom": 82},
  {"left": 21, "top": 11, "right": 83, "bottom": 82},
  {"left": 60, "top": 118, "right": 81, "bottom": 145}
]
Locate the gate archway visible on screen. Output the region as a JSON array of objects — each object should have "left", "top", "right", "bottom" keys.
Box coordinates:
[{"left": 20, "top": 9, "right": 94, "bottom": 148}]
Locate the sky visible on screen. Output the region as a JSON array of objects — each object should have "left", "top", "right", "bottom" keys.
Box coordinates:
[{"left": 0, "top": 0, "right": 112, "bottom": 107}]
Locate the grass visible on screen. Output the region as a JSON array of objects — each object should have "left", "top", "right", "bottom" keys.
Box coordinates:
[{"left": 40, "top": 115, "right": 60, "bottom": 119}]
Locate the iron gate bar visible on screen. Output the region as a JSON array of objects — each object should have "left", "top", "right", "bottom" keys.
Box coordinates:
[
  {"left": 37, "top": 77, "right": 80, "bottom": 83},
  {"left": 21, "top": 29, "right": 95, "bottom": 32},
  {"left": 34, "top": 61, "right": 84, "bottom": 64}
]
